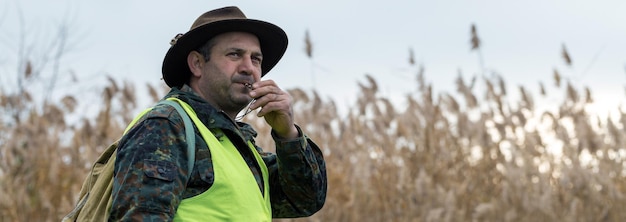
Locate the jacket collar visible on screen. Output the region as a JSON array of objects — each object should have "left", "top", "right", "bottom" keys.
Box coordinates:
[{"left": 165, "top": 85, "right": 258, "bottom": 142}]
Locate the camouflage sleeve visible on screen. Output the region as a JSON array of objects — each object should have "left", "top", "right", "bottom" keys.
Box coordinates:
[
  {"left": 263, "top": 125, "right": 327, "bottom": 218},
  {"left": 109, "top": 106, "right": 190, "bottom": 221}
]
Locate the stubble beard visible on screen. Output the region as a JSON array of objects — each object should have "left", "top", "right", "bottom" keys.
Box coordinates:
[{"left": 221, "top": 82, "right": 253, "bottom": 114}]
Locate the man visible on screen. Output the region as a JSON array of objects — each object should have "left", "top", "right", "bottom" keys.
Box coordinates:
[{"left": 109, "top": 6, "right": 327, "bottom": 221}]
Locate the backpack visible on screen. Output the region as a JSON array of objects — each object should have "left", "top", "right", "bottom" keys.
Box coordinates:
[{"left": 62, "top": 98, "right": 196, "bottom": 222}]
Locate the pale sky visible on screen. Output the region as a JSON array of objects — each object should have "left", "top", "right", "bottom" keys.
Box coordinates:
[{"left": 2, "top": 0, "right": 626, "bottom": 117}]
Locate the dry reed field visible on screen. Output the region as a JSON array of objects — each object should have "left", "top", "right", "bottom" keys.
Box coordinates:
[
  {"left": 2, "top": 69, "right": 626, "bottom": 221},
  {"left": 2, "top": 25, "right": 626, "bottom": 221}
]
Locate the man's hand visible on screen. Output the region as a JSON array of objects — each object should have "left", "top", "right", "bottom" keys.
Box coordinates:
[{"left": 248, "top": 80, "right": 299, "bottom": 139}]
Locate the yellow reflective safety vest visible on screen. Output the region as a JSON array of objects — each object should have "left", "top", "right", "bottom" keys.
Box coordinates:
[{"left": 170, "top": 98, "right": 271, "bottom": 222}]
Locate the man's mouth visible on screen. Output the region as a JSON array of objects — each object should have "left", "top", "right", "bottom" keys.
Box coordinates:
[{"left": 243, "top": 83, "right": 253, "bottom": 89}]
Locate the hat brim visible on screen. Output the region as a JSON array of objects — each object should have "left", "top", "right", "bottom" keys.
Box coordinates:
[{"left": 162, "top": 19, "right": 288, "bottom": 88}]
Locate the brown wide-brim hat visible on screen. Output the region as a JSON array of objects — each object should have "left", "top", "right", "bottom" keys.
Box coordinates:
[{"left": 162, "top": 6, "right": 288, "bottom": 88}]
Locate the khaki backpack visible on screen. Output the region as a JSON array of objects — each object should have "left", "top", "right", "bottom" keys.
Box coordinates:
[{"left": 62, "top": 99, "right": 196, "bottom": 222}]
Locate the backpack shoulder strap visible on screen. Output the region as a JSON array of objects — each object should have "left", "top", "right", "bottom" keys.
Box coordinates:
[
  {"left": 62, "top": 98, "right": 197, "bottom": 222},
  {"left": 159, "top": 99, "right": 196, "bottom": 179}
]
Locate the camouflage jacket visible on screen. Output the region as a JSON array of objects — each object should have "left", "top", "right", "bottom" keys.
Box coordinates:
[{"left": 109, "top": 85, "right": 327, "bottom": 221}]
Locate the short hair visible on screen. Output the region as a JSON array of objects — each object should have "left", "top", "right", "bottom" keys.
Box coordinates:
[
  {"left": 195, "top": 38, "right": 218, "bottom": 62},
  {"left": 184, "top": 38, "right": 217, "bottom": 86}
]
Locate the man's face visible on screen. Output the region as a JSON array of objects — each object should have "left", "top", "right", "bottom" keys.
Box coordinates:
[{"left": 197, "top": 32, "right": 262, "bottom": 114}]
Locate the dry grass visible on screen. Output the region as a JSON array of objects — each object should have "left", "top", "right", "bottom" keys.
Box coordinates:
[
  {"left": 272, "top": 71, "right": 626, "bottom": 222},
  {"left": 1, "top": 68, "right": 626, "bottom": 222}
]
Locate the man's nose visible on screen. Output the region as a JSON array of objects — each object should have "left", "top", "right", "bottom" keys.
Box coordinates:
[{"left": 238, "top": 57, "right": 259, "bottom": 77}]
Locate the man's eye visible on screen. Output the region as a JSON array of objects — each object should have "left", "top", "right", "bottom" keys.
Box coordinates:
[{"left": 227, "top": 52, "right": 241, "bottom": 57}]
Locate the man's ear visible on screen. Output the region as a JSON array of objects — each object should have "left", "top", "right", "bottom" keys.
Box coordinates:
[{"left": 187, "top": 51, "right": 204, "bottom": 77}]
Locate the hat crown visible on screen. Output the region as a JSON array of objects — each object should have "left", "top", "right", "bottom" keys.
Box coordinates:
[{"left": 191, "top": 6, "right": 247, "bottom": 30}]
